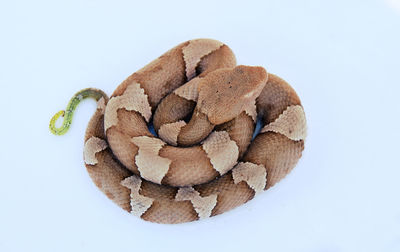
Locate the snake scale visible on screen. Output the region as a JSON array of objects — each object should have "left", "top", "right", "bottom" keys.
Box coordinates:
[{"left": 50, "top": 39, "right": 307, "bottom": 224}]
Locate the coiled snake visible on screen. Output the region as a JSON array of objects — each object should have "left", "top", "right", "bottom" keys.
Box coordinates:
[{"left": 50, "top": 39, "right": 307, "bottom": 224}]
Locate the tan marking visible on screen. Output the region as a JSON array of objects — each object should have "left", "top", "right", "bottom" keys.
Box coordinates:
[
  {"left": 158, "top": 120, "right": 187, "bottom": 146},
  {"left": 131, "top": 136, "right": 171, "bottom": 184},
  {"left": 96, "top": 97, "right": 106, "bottom": 113},
  {"left": 173, "top": 77, "right": 201, "bottom": 101},
  {"left": 182, "top": 39, "right": 224, "bottom": 80},
  {"left": 104, "top": 83, "right": 152, "bottom": 131},
  {"left": 243, "top": 100, "right": 257, "bottom": 122},
  {"left": 175, "top": 187, "right": 217, "bottom": 219},
  {"left": 120, "top": 176, "right": 154, "bottom": 217},
  {"left": 232, "top": 162, "right": 267, "bottom": 195},
  {"left": 84, "top": 137, "right": 108, "bottom": 165},
  {"left": 201, "top": 131, "right": 239, "bottom": 175},
  {"left": 261, "top": 105, "right": 307, "bottom": 141}
]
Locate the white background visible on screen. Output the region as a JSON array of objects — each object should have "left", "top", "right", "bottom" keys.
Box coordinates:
[{"left": 1, "top": 0, "right": 399, "bottom": 251}]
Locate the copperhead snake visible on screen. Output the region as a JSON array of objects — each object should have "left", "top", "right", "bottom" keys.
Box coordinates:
[{"left": 50, "top": 39, "right": 307, "bottom": 224}]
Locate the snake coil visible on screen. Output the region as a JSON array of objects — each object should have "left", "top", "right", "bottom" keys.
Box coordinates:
[{"left": 50, "top": 39, "right": 307, "bottom": 224}]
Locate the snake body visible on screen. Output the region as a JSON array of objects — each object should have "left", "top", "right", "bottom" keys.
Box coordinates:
[{"left": 51, "top": 39, "right": 307, "bottom": 224}]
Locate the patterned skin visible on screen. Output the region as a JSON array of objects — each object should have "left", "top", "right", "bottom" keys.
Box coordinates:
[{"left": 50, "top": 39, "right": 306, "bottom": 224}]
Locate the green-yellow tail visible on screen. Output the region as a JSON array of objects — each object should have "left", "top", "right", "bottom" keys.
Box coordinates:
[{"left": 49, "top": 88, "right": 108, "bottom": 135}]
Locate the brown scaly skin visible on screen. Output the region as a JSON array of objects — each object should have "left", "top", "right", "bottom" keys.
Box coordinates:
[{"left": 82, "top": 39, "right": 307, "bottom": 224}]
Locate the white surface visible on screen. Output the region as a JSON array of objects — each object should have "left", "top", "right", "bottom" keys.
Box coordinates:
[{"left": 1, "top": 0, "right": 399, "bottom": 251}]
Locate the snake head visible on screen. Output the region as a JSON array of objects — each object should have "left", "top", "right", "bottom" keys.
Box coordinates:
[{"left": 197, "top": 65, "right": 267, "bottom": 125}]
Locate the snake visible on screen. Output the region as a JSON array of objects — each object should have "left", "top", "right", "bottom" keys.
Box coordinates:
[{"left": 50, "top": 39, "right": 307, "bottom": 224}]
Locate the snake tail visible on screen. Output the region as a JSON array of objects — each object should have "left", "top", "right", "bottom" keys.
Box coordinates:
[{"left": 49, "top": 88, "right": 108, "bottom": 135}]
